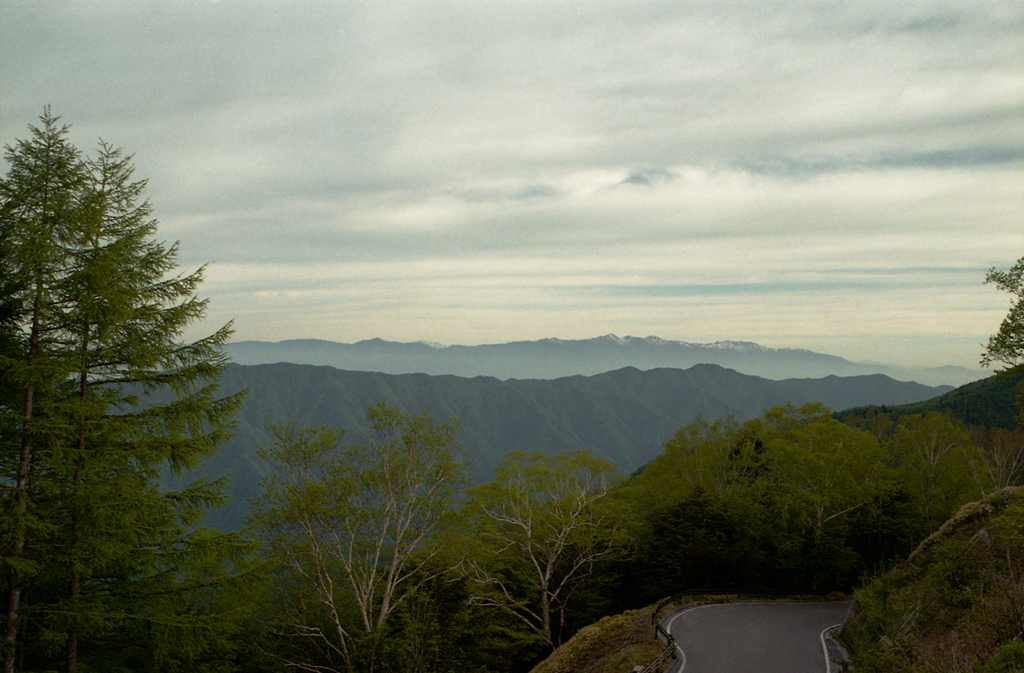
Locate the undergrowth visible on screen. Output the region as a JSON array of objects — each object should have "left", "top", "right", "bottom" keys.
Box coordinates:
[
  {"left": 529, "top": 604, "right": 671, "bottom": 673},
  {"left": 842, "top": 487, "right": 1024, "bottom": 673}
]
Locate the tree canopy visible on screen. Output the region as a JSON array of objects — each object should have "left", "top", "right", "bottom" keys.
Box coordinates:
[
  {"left": 0, "top": 109, "right": 251, "bottom": 673},
  {"left": 250, "top": 401, "right": 468, "bottom": 673},
  {"left": 983, "top": 256, "right": 1024, "bottom": 371},
  {"left": 2, "top": 110, "right": 1017, "bottom": 673},
  {"left": 462, "top": 450, "right": 624, "bottom": 649}
]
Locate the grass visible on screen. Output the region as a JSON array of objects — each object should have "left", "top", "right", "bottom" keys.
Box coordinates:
[{"left": 529, "top": 604, "right": 672, "bottom": 673}]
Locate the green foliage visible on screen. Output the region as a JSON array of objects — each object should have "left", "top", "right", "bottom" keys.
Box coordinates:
[
  {"left": 633, "top": 415, "right": 758, "bottom": 503},
  {"left": 983, "top": 256, "right": 1024, "bottom": 372},
  {"left": 250, "top": 401, "right": 469, "bottom": 673},
  {"left": 842, "top": 488, "right": 1024, "bottom": 673},
  {"left": 620, "top": 403, "right": 920, "bottom": 595},
  {"left": 844, "top": 481, "right": 920, "bottom": 574},
  {"left": 0, "top": 110, "right": 252, "bottom": 672},
  {"left": 765, "top": 404, "right": 888, "bottom": 539},
  {"left": 841, "top": 371, "right": 1024, "bottom": 431},
  {"left": 890, "top": 412, "right": 986, "bottom": 532},
  {"left": 635, "top": 490, "right": 768, "bottom": 597},
  {"left": 979, "top": 642, "right": 1024, "bottom": 673},
  {"left": 463, "top": 450, "right": 626, "bottom": 651},
  {"left": 197, "top": 362, "right": 951, "bottom": 529},
  {"left": 981, "top": 254, "right": 1024, "bottom": 432}
]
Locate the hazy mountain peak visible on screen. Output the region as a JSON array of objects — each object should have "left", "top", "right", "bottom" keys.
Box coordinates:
[
  {"left": 225, "top": 335, "right": 985, "bottom": 387},
  {"left": 705, "top": 340, "right": 772, "bottom": 352}
]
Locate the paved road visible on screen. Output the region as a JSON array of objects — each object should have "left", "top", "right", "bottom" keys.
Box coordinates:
[{"left": 663, "top": 600, "right": 854, "bottom": 673}]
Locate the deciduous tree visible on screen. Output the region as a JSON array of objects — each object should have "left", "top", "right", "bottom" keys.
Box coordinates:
[
  {"left": 640, "top": 416, "right": 757, "bottom": 502},
  {"left": 763, "top": 403, "right": 888, "bottom": 540},
  {"left": 760, "top": 403, "right": 890, "bottom": 587},
  {"left": 251, "top": 401, "right": 468, "bottom": 673},
  {"left": 983, "top": 255, "right": 1024, "bottom": 429},
  {"left": 971, "top": 427, "right": 1024, "bottom": 491},
  {"left": 983, "top": 256, "right": 1024, "bottom": 371},
  {"left": 890, "top": 412, "right": 986, "bottom": 532},
  {"left": 462, "top": 450, "right": 623, "bottom": 649}
]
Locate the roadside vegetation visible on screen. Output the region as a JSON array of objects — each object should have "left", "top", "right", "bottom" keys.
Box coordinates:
[
  {"left": 528, "top": 604, "right": 669, "bottom": 673},
  {"left": 2, "top": 112, "right": 1022, "bottom": 673},
  {"left": 842, "top": 487, "right": 1024, "bottom": 672}
]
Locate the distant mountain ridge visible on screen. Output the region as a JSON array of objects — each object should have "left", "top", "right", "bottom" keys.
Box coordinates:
[
  {"left": 226, "top": 335, "right": 983, "bottom": 387},
  {"left": 198, "top": 362, "right": 954, "bottom": 530}
]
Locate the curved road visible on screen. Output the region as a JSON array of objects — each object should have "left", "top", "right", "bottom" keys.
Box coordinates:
[{"left": 663, "top": 600, "right": 854, "bottom": 673}]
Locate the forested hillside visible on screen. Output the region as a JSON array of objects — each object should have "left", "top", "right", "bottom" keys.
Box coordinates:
[
  {"left": 842, "top": 486, "right": 1024, "bottom": 672},
  {"left": 841, "top": 370, "right": 1023, "bottom": 430},
  {"left": 3, "top": 113, "right": 1021, "bottom": 673},
  {"left": 199, "top": 362, "right": 953, "bottom": 529}
]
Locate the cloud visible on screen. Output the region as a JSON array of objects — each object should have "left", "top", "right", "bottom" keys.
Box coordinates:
[
  {"left": 1, "top": 0, "right": 1021, "bottom": 369},
  {"left": 621, "top": 169, "right": 676, "bottom": 185}
]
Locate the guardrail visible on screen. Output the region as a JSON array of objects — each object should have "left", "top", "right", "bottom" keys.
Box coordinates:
[
  {"left": 633, "top": 604, "right": 677, "bottom": 673},
  {"left": 636, "top": 640, "right": 675, "bottom": 673}
]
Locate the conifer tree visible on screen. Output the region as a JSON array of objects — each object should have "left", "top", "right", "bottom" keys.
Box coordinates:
[
  {"left": 1, "top": 110, "right": 250, "bottom": 672},
  {"left": 1, "top": 110, "right": 86, "bottom": 673}
]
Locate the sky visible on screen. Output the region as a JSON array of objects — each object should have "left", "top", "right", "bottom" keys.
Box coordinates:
[{"left": 2, "top": 1, "right": 1022, "bottom": 370}]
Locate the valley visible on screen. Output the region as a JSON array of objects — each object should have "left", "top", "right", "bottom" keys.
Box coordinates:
[{"left": 198, "top": 361, "right": 954, "bottom": 530}]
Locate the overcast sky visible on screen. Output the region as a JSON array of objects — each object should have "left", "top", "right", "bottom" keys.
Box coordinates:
[{"left": 2, "top": 1, "right": 1022, "bottom": 369}]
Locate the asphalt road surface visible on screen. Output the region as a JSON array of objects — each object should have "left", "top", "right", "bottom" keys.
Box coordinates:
[{"left": 663, "top": 600, "right": 854, "bottom": 673}]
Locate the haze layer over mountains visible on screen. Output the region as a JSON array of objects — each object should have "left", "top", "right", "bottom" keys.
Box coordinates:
[{"left": 227, "top": 334, "right": 983, "bottom": 388}]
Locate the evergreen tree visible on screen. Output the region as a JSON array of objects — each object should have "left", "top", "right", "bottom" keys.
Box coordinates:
[
  {"left": 1, "top": 109, "right": 87, "bottom": 673},
  {"left": 0, "top": 110, "right": 250, "bottom": 672}
]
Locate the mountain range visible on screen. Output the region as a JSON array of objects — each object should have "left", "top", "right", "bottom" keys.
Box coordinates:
[
  {"left": 197, "top": 362, "right": 954, "bottom": 529},
  {"left": 225, "top": 335, "right": 984, "bottom": 387}
]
